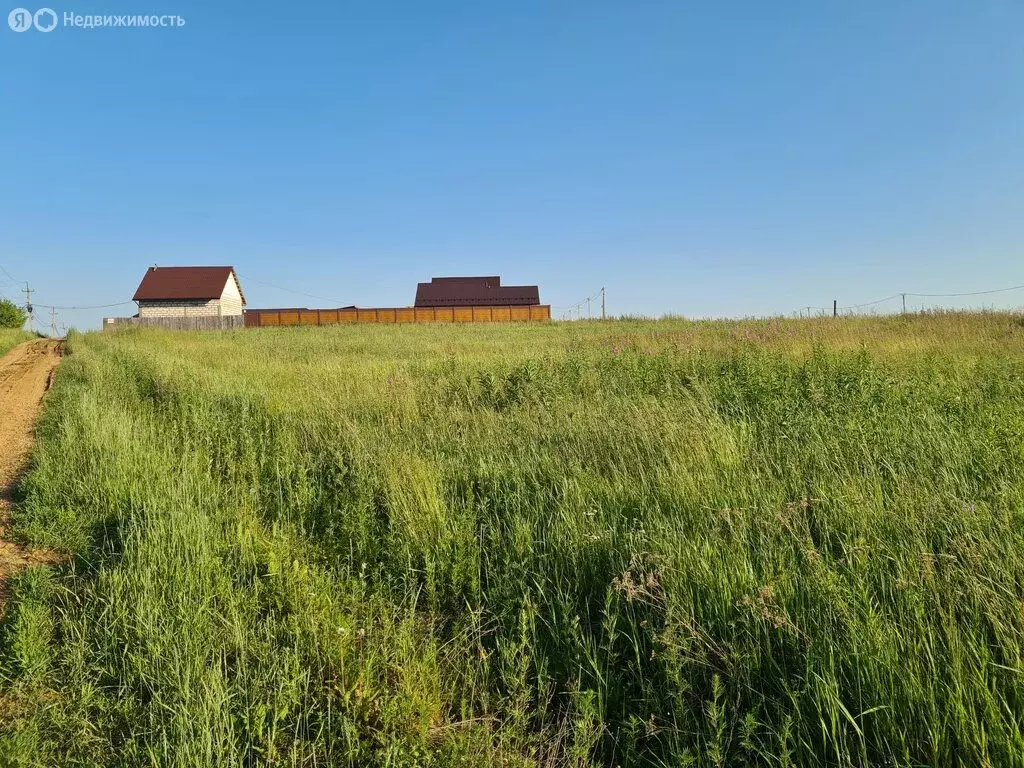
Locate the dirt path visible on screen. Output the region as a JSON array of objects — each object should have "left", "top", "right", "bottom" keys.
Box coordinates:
[{"left": 0, "top": 339, "right": 63, "bottom": 596}]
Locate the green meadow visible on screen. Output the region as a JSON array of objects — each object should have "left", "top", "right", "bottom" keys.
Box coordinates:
[
  {"left": 0, "top": 330, "right": 32, "bottom": 358},
  {"left": 3, "top": 313, "right": 1024, "bottom": 766}
]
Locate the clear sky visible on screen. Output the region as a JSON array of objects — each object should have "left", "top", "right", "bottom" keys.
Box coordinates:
[{"left": 1, "top": 1, "right": 1022, "bottom": 330}]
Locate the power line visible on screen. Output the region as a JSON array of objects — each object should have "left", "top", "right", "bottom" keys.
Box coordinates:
[
  {"left": 801, "top": 280, "right": 1024, "bottom": 318},
  {"left": 906, "top": 283, "right": 1024, "bottom": 298},
  {"left": 235, "top": 272, "right": 342, "bottom": 305},
  {"left": 33, "top": 300, "right": 135, "bottom": 310},
  {"left": 554, "top": 286, "right": 605, "bottom": 320},
  {"left": 552, "top": 287, "right": 604, "bottom": 309},
  {"left": 838, "top": 294, "right": 902, "bottom": 311},
  {"left": 0, "top": 263, "right": 21, "bottom": 284}
]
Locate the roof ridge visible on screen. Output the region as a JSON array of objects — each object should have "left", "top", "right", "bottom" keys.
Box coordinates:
[{"left": 133, "top": 265, "right": 242, "bottom": 303}]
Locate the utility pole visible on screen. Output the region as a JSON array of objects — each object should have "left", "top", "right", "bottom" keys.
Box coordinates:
[
  {"left": 833, "top": 300, "right": 837, "bottom": 318},
  {"left": 601, "top": 287, "right": 606, "bottom": 320},
  {"left": 586, "top": 296, "right": 591, "bottom": 319},
  {"left": 22, "top": 282, "right": 33, "bottom": 333},
  {"left": 901, "top": 293, "right": 907, "bottom": 314},
  {"left": 49, "top": 307, "right": 58, "bottom": 337}
]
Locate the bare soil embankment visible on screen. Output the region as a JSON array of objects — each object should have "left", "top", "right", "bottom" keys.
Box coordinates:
[{"left": 0, "top": 340, "right": 63, "bottom": 600}]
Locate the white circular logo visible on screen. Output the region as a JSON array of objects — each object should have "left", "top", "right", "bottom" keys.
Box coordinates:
[
  {"left": 33, "top": 7, "right": 56, "bottom": 31},
  {"left": 8, "top": 7, "right": 33, "bottom": 31}
]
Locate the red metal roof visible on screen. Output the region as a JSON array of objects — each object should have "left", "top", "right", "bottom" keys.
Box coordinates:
[
  {"left": 414, "top": 276, "right": 540, "bottom": 307},
  {"left": 133, "top": 266, "right": 246, "bottom": 305}
]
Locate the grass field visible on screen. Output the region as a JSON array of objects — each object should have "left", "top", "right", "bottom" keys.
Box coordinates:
[
  {"left": 3, "top": 313, "right": 1024, "bottom": 766},
  {"left": 0, "top": 329, "right": 32, "bottom": 358}
]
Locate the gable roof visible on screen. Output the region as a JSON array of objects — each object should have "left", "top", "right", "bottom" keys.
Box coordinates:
[
  {"left": 414, "top": 276, "right": 540, "bottom": 307},
  {"left": 133, "top": 266, "right": 246, "bottom": 305}
]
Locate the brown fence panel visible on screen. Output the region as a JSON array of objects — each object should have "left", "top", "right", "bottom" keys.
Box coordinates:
[{"left": 238, "top": 304, "right": 550, "bottom": 329}]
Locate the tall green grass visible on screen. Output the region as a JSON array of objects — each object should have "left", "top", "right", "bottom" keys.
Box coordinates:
[
  {"left": 0, "top": 329, "right": 32, "bottom": 358},
  {"left": 4, "top": 313, "right": 1024, "bottom": 766}
]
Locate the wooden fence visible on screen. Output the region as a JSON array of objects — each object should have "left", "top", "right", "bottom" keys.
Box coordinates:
[
  {"left": 244, "top": 305, "right": 552, "bottom": 328},
  {"left": 101, "top": 305, "right": 552, "bottom": 332},
  {"left": 103, "top": 316, "right": 245, "bottom": 331}
]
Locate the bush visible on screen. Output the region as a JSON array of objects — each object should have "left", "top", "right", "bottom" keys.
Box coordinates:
[{"left": 0, "top": 298, "right": 27, "bottom": 329}]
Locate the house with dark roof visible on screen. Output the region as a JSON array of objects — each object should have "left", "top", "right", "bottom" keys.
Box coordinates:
[
  {"left": 132, "top": 266, "right": 246, "bottom": 318},
  {"left": 414, "top": 276, "right": 540, "bottom": 307}
]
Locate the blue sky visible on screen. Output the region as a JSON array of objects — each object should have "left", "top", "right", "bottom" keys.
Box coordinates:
[{"left": 1, "top": 1, "right": 1022, "bottom": 330}]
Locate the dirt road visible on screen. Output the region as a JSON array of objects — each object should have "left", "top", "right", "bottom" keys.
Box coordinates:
[{"left": 0, "top": 339, "right": 63, "bottom": 593}]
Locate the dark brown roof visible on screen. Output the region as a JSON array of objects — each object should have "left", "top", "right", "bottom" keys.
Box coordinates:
[
  {"left": 414, "top": 276, "right": 540, "bottom": 307},
  {"left": 133, "top": 266, "right": 246, "bottom": 305}
]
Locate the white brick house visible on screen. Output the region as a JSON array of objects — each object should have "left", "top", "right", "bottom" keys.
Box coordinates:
[{"left": 132, "top": 266, "right": 246, "bottom": 318}]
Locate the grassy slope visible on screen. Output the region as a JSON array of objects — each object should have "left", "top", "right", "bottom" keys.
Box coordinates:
[
  {"left": 0, "top": 329, "right": 32, "bottom": 358},
  {"left": 3, "top": 314, "right": 1024, "bottom": 766}
]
